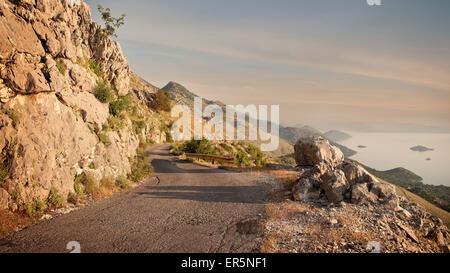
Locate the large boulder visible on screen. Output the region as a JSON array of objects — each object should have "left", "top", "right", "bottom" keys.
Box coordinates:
[
  {"left": 320, "top": 169, "right": 349, "bottom": 203},
  {"left": 340, "top": 161, "right": 378, "bottom": 185},
  {"left": 292, "top": 177, "right": 321, "bottom": 202},
  {"left": 370, "top": 181, "right": 396, "bottom": 200},
  {"left": 294, "top": 136, "right": 344, "bottom": 167},
  {"left": 351, "top": 183, "right": 378, "bottom": 204}
]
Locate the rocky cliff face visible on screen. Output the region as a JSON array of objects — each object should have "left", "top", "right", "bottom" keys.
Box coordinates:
[{"left": 0, "top": 0, "right": 165, "bottom": 211}]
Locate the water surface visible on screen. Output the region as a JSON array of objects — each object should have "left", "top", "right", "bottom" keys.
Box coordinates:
[{"left": 339, "top": 132, "right": 450, "bottom": 187}]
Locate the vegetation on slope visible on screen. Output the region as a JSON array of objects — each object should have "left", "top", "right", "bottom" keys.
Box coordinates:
[
  {"left": 359, "top": 162, "right": 450, "bottom": 212},
  {"left": 171, "top": 138, "right": 267, "bottom": 167}
]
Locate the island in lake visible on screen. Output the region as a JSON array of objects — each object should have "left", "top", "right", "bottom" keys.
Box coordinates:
[
  {"left": 410, "top": 145, "right": 435, "bottom": 152},
  {"left": 358, "top": 145, "right": 367, "bottom": 149}
]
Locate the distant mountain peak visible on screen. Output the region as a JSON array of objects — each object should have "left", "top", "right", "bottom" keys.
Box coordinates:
[{"left": 162, "top": 81, "right": 187, "bottom": 90}]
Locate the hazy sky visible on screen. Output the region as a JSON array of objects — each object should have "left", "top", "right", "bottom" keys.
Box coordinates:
[{"left": 87, "top": 0, "right": 450, "bottom": 132}]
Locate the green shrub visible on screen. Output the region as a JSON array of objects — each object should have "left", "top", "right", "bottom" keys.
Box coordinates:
[
  {"left": 165, "top": 131, "right": 173, "bottom": 143},
  {"left": 127, "top": 152, "right": 153, "bottom": 183},
  {"left": 97, "top": 4, "right": 126, "bottom": 38},
  {"left": 170, "top": 144, "right": 184, "bottom": 156},
  {"left": 0, "top": 166, "right": 8, "bottom": 184},
  {"left": 235, "top": 150, "right": 249, "bottom": 167},
  {"left": 115, "top": 175, "right": 131, "bottom": 189},
  {"left": 246, "top": 144, "right": 266, "bottom": 166},
  {"left": 171, "top": 138, "right": 219, "bottom": 156},
  {"left": 74, "top": 173, "right": 98, "bottom": 195},
  {"left": 220, "top": 143, "right": 233, "bottom": 153},
  {"left": 110, "top": 95, "right": 132, "bottom": 116},
  {"left": 47, "top": 187, "right": 66, "bottom": 208},
  {"left": 94, "top": 79, "right": 115, "bottom": 103},
  {"left": 98, "top": 132, "right": 111, "bottom": 147},
  {"left": 106, "top": 115, "right": 126, "bottom": 132},
  {"left": 25, "top": 199, "right": 46, "bottom": 217},
  {"left": 73, "top": 174, "right": 86, "bottom": 197},
  {"left": 67, "top": 192, "right": 79, "bottom": 204},
  {"left": 77, "top": 54, "right": 103, "bottom": 77},
  {"left": 88, "top": 59, "right": 102, "bottom": 77},
  {"left": 56, "top": 59, "right": 67, "bottom": 76},
  {"left": 150, "top": 90, "right": 172, "bottom": 112}
]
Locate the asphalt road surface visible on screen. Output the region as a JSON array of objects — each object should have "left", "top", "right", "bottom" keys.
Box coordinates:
[{"left": 0, "top": 145, "right": 268, "bottom": 253}]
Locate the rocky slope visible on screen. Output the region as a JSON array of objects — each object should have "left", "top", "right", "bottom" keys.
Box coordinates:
[
  {"left": 0, "top": 0, "right": 167, "bottom": 212},
  {"left": 276, "top": 136, "right": 450, "bottom": 252}
]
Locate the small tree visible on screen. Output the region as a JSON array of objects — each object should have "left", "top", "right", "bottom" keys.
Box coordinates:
[{"left": 97, "top": 5, "right": 126, "bottom": 38}]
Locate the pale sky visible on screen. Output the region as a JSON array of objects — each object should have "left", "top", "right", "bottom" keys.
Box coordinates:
[{"left": 87, "top": 0, "right": 450, "bottom": 132}]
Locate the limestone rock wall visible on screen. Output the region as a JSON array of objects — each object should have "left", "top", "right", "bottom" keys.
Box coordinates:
[{"left": 0, "top": 0, "right": 158, "bottom": 210}]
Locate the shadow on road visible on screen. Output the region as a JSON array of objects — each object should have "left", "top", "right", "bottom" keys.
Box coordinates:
[{"left": 135, "top": 185, "right": 267, "bottom": 204}]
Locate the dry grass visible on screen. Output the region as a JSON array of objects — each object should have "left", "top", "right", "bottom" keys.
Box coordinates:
[
  {"left": 262, "top": 208, "right": 376, "bottom": 253},
  {"left": 265, "top": 202, "right": 310, "bottom": 220},
  {"left": 0, "top": 210, "right": 34, "bottom": 237},
  {"left": 253, "top": 168, "right": 299, "bottom": 202},
  {"left": 92, "top": 177, "right": 119, "bottom": 199},
  {"left": 260, "top": 230, "right": 290, "bottom": 253}
]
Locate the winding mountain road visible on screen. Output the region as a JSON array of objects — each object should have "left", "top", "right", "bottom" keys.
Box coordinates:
[{"left": 0, "top": 145, "right": 268, "bottom": 253}]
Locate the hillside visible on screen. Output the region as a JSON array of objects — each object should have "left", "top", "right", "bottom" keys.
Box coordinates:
[
  {"left": 161, "top": 81, "right": 226, "bottom": 112},
  {"left": 279, "top": 126, "right": 357, "bottom": 158},
  {"left": 161, "top": 82, "right": 357, "bottom": 162},
  {"left": 323, "top": 130, "right": 352, "bottom": 142},
  {"left": 130, "top": 72, "right": 159, "bottom": 94},
  {"left": 381, "top": 179, "right": 450, "bottom": 228},
  {"left": 160, "top": 81, "right": 296, "bottom": 160},
  {"left": 357, "top": 163, "right": 450, "bottom": 212}
]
